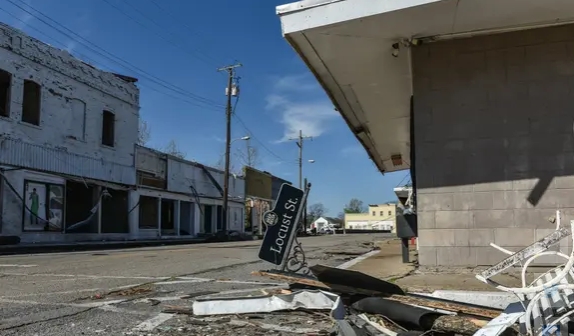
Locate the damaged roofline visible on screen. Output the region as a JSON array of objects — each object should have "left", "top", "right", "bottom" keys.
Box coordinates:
[{"left": 283, "top": 34, "right": 387, "bottom": 174}]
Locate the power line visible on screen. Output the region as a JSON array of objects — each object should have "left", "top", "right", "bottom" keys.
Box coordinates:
[
  {"left": 147, "top": 0, "right": 217, "bottom": 53},
  {"left": 6, "top": 0, "right": 224, "bottom": 110},
  {"left": 232, "top": 113, "right": 291, "bottom": 164},
  {"left": 102, "top": 0, "right": 222, "bottom": 69}
]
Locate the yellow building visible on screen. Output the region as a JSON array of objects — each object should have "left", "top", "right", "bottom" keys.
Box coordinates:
[{"left": 344, "top": 203, "right": 396, "bottom": 232}]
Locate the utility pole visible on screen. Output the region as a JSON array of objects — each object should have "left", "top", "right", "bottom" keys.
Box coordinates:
[
  {"left": 289, "top": 130, "right": 312, "bottom": 189},
  {"left": 218, "top": 63, "right": 242, "bottom": 233},
  {"left": 289, "top": 130, "right": 312, "bottom": 232}
]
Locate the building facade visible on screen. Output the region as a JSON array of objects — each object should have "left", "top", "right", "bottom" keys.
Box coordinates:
[
  {"left": 344, "top": 203, "right": 396, "bottom": 232},
  {"left": 132, "top": 146, "right": 245, "bottom": 239},
  {"left": 0, "top": 22, "right": 139, "bottom": 243},
  {"left": 243, "top": 166, "right": 292, "bottom": 235},
  {"left": 277, "top": 0, "right": 574, "bottom": 266}
]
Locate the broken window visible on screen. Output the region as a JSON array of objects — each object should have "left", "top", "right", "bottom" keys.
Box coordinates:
[
  {"left": 101, "top": 110, "right": 115, "bottom": 147},
  {"left": 0, "top": 69, "right": 11, "bottom": 118},
  {"left": 22, "top": 80, "right": 41, "bottom": 125}
]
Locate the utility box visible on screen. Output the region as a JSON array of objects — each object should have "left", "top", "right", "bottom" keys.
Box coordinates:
[{"left": 396, "top": 213, "right": 417, "bottom": 238}]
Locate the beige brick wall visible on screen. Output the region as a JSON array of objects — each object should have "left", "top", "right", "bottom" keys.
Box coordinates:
[{"left": 413, "top": 25, "right": 574, "bottom": 267}]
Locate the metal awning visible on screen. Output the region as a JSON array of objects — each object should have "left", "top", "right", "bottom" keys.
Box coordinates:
[
  {"left": 65, "top": 175, "right": 132, "bottom": 190},
  {"left": 277, "top": 0, "right": 574, "bottom": 172}
]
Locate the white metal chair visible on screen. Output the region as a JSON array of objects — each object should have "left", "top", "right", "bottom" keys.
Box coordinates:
[{"left": 475, "top": 212, "right": 574, "bottom": 336}]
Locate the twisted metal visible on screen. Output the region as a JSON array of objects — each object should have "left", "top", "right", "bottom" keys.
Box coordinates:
[{"left": 285, "top": 237, "right": 311, "bottom": 275}]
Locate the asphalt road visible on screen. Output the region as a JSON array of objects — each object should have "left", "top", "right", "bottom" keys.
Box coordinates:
[{"left": 0, "top": 233, "right": 391, "bottom": 335}]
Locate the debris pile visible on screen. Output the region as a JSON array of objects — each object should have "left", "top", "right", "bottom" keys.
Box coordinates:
[{"left": 160, "top": 264, "right": 510, "bottom": 336}]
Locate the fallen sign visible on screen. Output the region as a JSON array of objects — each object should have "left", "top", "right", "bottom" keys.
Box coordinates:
[{"left": 258, "top": 182, "right": 310, "bottom": 272}]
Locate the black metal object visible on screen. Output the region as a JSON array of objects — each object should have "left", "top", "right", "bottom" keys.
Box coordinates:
[
  {"left": 310, "top": 264, "right": 405, "bottom": 296},
  {"left": 396, "top": 213, "right": 418, "bottom": 238},
  {"left": 258, "top": 183, "right": 305, "bottom": 265},
  {"left": 396, "top": 213, "right": 417, "bottom": 263},
  {"left": 198, "top": 165, "right": 224, "bottom": 196},
  {"left": 409, "top": 95, "right": 417, "bottom": 210},
  {"left": 285, "top": 237, "right": 310, "bottom": 275},
  {"left": 352, "top": 297, "right": 444, "bottom": 331}
]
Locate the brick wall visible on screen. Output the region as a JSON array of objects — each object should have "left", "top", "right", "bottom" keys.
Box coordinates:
[{"left": 412, "top": 24, "right": 574, "bottom": 266}]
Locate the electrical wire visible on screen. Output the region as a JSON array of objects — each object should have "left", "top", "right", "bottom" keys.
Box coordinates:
[
  {"left": 0, "top": 6, "right": 223, "bottom": 115},
  {"left": 231, "top": 99, "right": 291, "bottom": 164},
  {"left": 147, "top": 0, "right": 218, "bottom": 54},
  {"left": 102, "top": 0, "right": 222, "bottom": 69},
  {"left": 6, "top": 0, "right": 225, "bottom": 110}
]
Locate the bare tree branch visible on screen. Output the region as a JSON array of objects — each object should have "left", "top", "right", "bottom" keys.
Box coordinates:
[{"left": 138, "top": 119, "right": 151, "bottom": 146}]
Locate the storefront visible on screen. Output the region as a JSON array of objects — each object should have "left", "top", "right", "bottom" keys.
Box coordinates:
[{"left": 277, "top": 0, "right": 574, "bottom": 266}]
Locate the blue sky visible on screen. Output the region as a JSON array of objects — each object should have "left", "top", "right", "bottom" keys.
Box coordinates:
[{"left": 0, "top": 0, "right": 410, "bottom": 215}]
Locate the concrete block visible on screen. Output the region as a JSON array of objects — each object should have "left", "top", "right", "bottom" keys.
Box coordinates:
[
  {"left": 436, "top": 247, "right": 477, "bottom": 266},
  {"left": 453, "top": 192, "right": 494, "bottom": 210},
  {"left": 473, "top": 210, "right": 514, "bottom": 228},
  {"left": 492, "top": 191, "right": 536, "bottom": 210},
  {"left": 552, "top": 175, "right": 574, "bottom": 189},
  {"left": 417, "top": 211, "right": 435, "bottom": 229},
  {"left": 515, "top": 209, "right": 562, "bottom": 229},
  {"left": 493, "top": 228, "right": 535, "bottom": 246},
  {"left": 475, "top": 246, "right": 512, "bottom": 266},
  {"left": 417, "top": 193, "right": 454, "bottom": 212},
  {"left": 467, "top": 229, "right": 496, "bottom": 247},
  {"left": 417, "top": 247, "right": 437, "bottom": 266},
  {"left": 435, "top": 211, "right": 472, "bottom": 229},
  {"left": 418, "top": 229, "right": 455, "bottom": 247},
  {"left": 474, "top": 182, "right": 512, "bottom": 192}
]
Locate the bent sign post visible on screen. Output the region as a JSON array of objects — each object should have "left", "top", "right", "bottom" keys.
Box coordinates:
[{"left": 258, "top": 183, "right": 308, "bottom": 267}]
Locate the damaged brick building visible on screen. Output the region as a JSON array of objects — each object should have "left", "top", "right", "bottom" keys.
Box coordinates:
[{"left": 0, "top": 22, "right": 246, "bottom": 243}]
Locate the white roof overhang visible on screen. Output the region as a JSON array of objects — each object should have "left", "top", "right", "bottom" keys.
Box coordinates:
[{"left": 277, "top": 0, "right": 574, "bottom": 173}]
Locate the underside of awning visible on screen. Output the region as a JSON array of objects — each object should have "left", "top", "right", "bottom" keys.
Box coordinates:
[{"left": 277, "top": 0, "right": 574, "bottom": 173}]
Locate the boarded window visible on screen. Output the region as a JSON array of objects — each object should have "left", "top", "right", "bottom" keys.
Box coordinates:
[
  {"left": 101, "top": 110, "right": 115, "bottom": 147},
  {"left": 0, "top": 69, "right": 11, "bottom": 117},
  {"left": 22, "top": 80, "right": 41, "bottom": 125},
  {"left": 69, "top": 99, "right": 86, "bottom": 141}
]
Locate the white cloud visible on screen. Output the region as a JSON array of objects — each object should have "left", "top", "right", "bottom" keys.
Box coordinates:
[
  {"left": 65, "top": 40, "right": 76, "bottom": 54},
  {"left": 273, "top": 74, "right": 318, "bottom": 92},
  {"left": 267, "top": 74, "right": 337, "bottom": 142}
]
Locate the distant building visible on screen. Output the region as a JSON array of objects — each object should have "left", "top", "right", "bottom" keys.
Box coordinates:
[
  {"left": 344, "top": 203, "right": 396, "bottom": 232},
  {"left": 311, "top": 216, "right": 342, "bottom": 232},
  {"left": 243, "top": 166, "right": 292, "bottom": 235},
  {"left": 133, "top": 146, "right": 246, "bottom": 239}
]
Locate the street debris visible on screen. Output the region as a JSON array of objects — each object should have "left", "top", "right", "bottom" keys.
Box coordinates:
[{"left": 192, "top": 289, "right": 345, "bottom": 318}]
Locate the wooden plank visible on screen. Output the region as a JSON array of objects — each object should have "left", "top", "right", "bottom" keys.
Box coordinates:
[{"left": 386, "top": 295, "right": 501, "bottom": 319}]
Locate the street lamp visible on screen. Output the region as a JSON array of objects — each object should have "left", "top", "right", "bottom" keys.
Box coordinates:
[
  {"left": 231, "top": 136, "right": 250, "bottom": 144},
  {"left": 308, "top": 159, "right": 315, "bottom": 163}
]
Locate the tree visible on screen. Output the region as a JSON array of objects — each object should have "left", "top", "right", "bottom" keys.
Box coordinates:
[
  {"left": 138, "top": 119, "right": 151, "bottom": 146},
  {"left": 343, "top": 198, "right": 367, "bottom": 213},
  {"left": 307, "top": 203, "right": 327, "bottom": 224},
  {"left": 162, "top": 140, "right": 186, "bottom": 159}
]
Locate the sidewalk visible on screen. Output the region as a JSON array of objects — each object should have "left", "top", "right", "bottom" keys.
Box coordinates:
[
  {"left": 0, "top": 237, "right": 208, "bottom": 255},
  {"left": 348, "top": 239, "right": 523, "bottom": 292}
]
